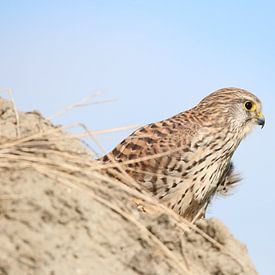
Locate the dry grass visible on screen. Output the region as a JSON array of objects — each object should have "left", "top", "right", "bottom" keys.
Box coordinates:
[{"left": 0, "top": 93, "right": 248, "bottom": 274}]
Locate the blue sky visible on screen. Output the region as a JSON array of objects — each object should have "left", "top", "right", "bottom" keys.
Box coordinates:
[{"left": 1, "top": 1, "right": 275, "bottom": 274}]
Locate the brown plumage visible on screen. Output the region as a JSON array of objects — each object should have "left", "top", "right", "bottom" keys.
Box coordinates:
[{"left": 99, "top": 88, "right": 265, "bottom": 221}]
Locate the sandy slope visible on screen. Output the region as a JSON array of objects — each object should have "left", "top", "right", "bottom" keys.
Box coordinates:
[{"left": 0, "top": 98, "right": 257, "bottom": 275}]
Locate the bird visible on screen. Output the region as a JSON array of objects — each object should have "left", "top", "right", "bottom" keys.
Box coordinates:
[{"left": 99, "top": 88, "right": 265, "bottom": 222}]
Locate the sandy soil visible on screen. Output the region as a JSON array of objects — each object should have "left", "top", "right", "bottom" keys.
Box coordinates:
[{"left": 0, "top": 97, "right": 257, "bottom": 275}]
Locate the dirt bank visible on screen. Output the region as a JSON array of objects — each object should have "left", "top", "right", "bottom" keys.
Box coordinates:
[{"left": 0, "top": 98, "right": 257, "bottom": 275}]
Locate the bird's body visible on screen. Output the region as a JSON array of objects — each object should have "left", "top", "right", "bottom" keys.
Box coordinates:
[{"left": 100, "top": 88, "right": 264, "bottom": 221}]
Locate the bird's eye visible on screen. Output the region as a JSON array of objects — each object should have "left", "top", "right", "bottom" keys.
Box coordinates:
[{"left": 243, "top": 101, "right": 256, "bottom": 112}]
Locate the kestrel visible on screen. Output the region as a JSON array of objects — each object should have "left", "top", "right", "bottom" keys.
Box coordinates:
[{"left": 100, "top": 88, "right": 265, "bottom": 221}]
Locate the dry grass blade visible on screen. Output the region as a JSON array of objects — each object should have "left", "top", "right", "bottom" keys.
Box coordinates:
[
  {"left": 91, "top": 144, "right": 194, "bottom": 171},
  {"left": 47, "top": 92, "right": 117, "bottom": 120},
  {"left": 74, "top": 124, "right": 140, "bottom": 138},
  {"left": 77, "top": 122, "right": 142, "bottom": 190}
]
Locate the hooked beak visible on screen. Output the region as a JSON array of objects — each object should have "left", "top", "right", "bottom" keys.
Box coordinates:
[{"left": 256, "top": 112, "right": 265, "bottom": 128}]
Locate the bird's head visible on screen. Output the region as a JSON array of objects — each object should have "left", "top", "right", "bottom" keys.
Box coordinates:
[{"left": 197, "top": 88, "right": 265, "bottom": 137}]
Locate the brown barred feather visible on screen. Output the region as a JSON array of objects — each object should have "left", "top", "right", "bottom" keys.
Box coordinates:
[{"left": 98, "top": 88, "right": 263, "bottom": 221}]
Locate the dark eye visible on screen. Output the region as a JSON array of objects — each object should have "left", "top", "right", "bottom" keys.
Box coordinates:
[
  {"left": 243, "top": 101, "right": 256, "bottom": 112},
  {"left": 245, "top": 101, "right": 253, "bottom": 110}
]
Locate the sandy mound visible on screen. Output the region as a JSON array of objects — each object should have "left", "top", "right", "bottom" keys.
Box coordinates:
[{"left": 0, "top": 97, "right": 257, "bottom": 275}]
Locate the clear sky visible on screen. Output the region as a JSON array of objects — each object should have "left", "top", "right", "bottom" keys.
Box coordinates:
[{"left": 1, "top": 1, "right": 275, "bottom": 274}]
